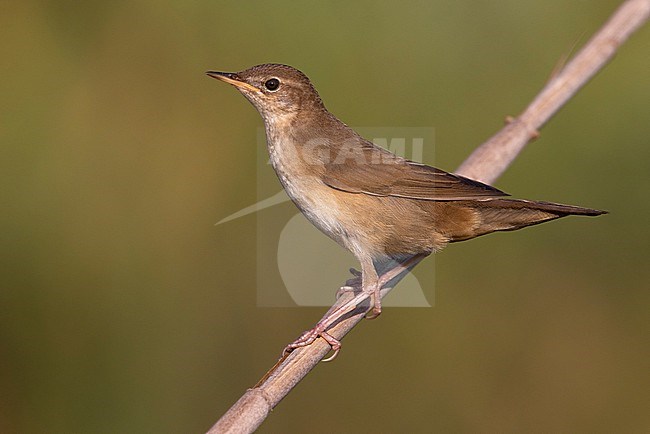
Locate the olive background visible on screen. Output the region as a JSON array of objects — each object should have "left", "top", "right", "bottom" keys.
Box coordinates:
[{"left": 2, "top": 1, "right": 649, "bottom": 433}]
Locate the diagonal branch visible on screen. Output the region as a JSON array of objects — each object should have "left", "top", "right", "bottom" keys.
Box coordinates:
[
  {"left": 455, "top": 0, "right": 650, "bottom": 184},
  {"left": 207, "top": 1, "right": 650, "bottom": 432}
]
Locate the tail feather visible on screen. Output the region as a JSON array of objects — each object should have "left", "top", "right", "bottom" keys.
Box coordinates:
[{"left": 450, "top": 198, "right": 606, "bottom": 242}]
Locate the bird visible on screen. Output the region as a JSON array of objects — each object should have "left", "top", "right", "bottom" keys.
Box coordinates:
[{"left": 207, "top": 63, "right": 605, "bottom": 360}]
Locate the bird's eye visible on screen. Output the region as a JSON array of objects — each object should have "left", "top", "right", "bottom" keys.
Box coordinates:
[{"left": 264, "top": 78, "right": 280, "bottom": 91}]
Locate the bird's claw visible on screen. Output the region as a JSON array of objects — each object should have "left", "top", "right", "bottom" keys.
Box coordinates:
[{"left": 283, "top": 328, "right": 342, "bottom": 362}]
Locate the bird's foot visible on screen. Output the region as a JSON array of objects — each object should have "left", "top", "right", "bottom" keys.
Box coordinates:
[
  {"left": 284, "top": 281, "right": 367, "bottom": 361},
  {"left": 283, "top": 326, "right": 341, "bottom": 362},
  {"left": 365, "top": 305, "right": 382, "bottom": 320}
]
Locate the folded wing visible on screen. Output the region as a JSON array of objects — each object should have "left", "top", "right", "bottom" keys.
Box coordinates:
[{"left": 322, "top": 140, "right": 508, "bottom": 200}]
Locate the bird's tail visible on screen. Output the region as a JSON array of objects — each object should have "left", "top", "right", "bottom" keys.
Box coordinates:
[{"left": 449, "top": 198, "right": 606, "bottom": 242}]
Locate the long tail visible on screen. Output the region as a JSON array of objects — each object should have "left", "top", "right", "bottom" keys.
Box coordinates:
[{"left": 449, "top": 198, "right": 606, "bottom": 242}]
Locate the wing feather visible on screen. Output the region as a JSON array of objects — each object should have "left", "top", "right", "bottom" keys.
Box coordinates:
[{"left": 322, "top": 141, "right": 508, "bottom": 200}]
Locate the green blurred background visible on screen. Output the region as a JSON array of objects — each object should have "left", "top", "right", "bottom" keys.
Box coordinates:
[{"left": 2, "top": 1, "right": 649, "bottom": 433}]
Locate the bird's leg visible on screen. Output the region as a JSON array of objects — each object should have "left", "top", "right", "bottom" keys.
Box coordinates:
[
  {"left": 283, "top": 254, "right": 427, "bottom": 360},
  {"left": 284, "top": 264, "right": 374, "bottom": 360},
  {"left": 365, "top": 254, "right": 427, "bottom": 319},
  {"left": 361, "top": 256, "right": 382, "bottom": 320}
]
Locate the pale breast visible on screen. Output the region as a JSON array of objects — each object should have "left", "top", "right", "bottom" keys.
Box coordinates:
[{"left": 266, "top": 127, "right": 349, "bottom": 247}]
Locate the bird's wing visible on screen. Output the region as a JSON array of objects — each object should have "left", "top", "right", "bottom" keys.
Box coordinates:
[{"left": 322, "top": 142, "right": 508, "bottom": 200}]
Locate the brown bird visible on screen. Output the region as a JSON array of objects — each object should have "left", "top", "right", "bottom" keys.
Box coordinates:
[{"left": 207, "top": 63, "right": 605, "bottom": 359}]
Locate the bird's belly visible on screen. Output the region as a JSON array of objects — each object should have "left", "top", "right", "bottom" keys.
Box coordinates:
[
  {"left": 279, "top": 174, "right": 348, "bottom": 245},
  {"left": 276, "top": 171, "right": 426, "bottom": 259}
]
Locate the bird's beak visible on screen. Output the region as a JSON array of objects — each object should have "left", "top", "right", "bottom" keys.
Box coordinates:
[{"left": 206, "top": 71, "right": 261, "bottom": 93}]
